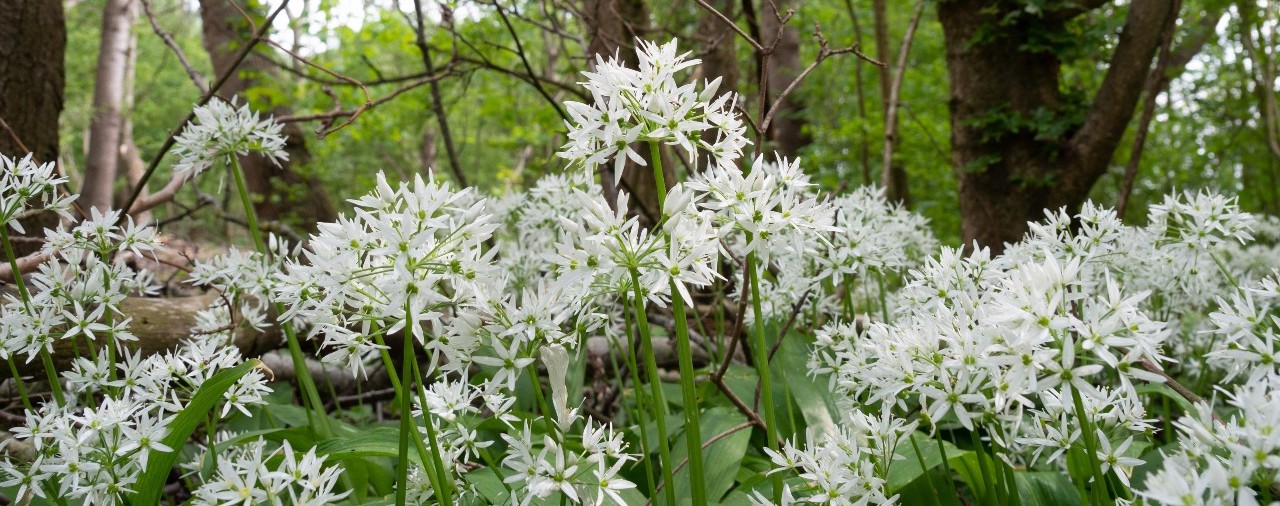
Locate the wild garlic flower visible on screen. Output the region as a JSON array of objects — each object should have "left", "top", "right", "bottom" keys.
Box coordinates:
[
  {"left": 758, "top": 411, "right": 915, "bottom": 506},
  {"left": 687, "top": 154, "right": 836, "bottom": 260},
  {"left": 275, "top": 172, "right": 499, "bottom": 378},
  {"left": 818, "top": 185, "right": 936, "bottom": 281},
  {"left": 188, "top": 235, "right": 297, "bottom": 333},
  {"left": 500, "top": 417, "right": 636, "bottom": 505},
  {"left": 172, "top": 97, "right": 288, "bottom": 178},
  {"left": 189, "top": 439, "right": 350, "bottom": 506},
  {"left": 559, "top": 39, "right": 749, "bottom": 183},
  {"left": 1, "top": 209, "right": 159, "bottom": 363},
  {"left": 1148, "top": 190, "right": 1255, "bottom": 250},
  {"left": 549, "top": 187, "right": 720, "bottom": 306},
  {"left": 0, "top": 152, "right": 75, "bottom": 232},
  {"left": 1137, "top": 373, "right": 1280, "bottom": 505}
]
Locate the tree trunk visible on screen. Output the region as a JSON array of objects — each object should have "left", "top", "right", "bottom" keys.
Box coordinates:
[
  {"left": 582, "top": 0, "right": 662, "bottom": 223},
  {"left": 117, "top": 3, "right": 151, "bottom": 224},
  {"left": 198, "top": 0, "right": 337, "bottom": 231},
  {"left": 938, "top": 1, "right": 1175, "bottom": 252},
  {"left": 760, "top": 1, "right": 809, "bottom": 158},
  {"left": 81, "top": 0, "right": 135, "bottom": 214},
  {"left": 697, "top": 0, "right": 739, "bottom": 174},
  {"left": 0, "top": 0, "right": 66, "bottom": 255},
  {"left": 873, "top": 0, "right": 911, "bottom": 204}
]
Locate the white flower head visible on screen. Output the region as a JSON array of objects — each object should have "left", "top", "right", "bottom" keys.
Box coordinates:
[{"left": 172, "top": 97, "right": 288, "bottom": 178}]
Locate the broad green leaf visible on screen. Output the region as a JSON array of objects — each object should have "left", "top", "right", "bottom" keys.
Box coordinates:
[
  {"left": 671, "top": 407, "right": 753, "bottom": 504},
  {"left": 777, "top": 332, "right": 837, "bottom": 437},
  {"left": 887, "top": 432, "right": 970, "bottom": 492},
  {"left": 313, "top": 426, "right": 421, "bottom": 465},
  {"left": 128, "top": 359, "right": 264, "bottom": 506},
  {"left": 1015, "top": 471, "right": 1084, "bottom": 506}
]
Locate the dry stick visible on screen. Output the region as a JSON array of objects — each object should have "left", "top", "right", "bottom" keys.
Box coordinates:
[
  {"left": 412, "top": 0, "right": 468, "bottom": 187},
  {"left": 1116, "top": 0, "right": 1181, "bottom": 218},
  {"left": 119, "top": 0, "right": 290, "bottom": 217},
  {"left": 694, "top": 0, "right": 763, "bottom": 51},
  {"left": 765, "top": 288, "right": 811, "bottom": 363},
  {"left": 878, "top": 0, "right": 924, "bottom": 193},
  {"left": 1135, "top": 358, "right": 1225, "bottom": 426},
  {"left": 713, "top": 254, "right": 750, "bottom": 381},
  {"left": 140, "top": 0, "right": 208, "bottom": 94}
]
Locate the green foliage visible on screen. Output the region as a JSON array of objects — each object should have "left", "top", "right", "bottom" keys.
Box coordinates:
[{"left": 128, "top": 359, "right": 265, "bottom": 506}]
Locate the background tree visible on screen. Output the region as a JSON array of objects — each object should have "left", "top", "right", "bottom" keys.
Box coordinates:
[
  {"left": 938, "top": 1, "right": 1177, "bottom": 251},
  {"left": 0, "top": 0, "right": 67, "bottom": 256},
  {"left": 198, "top": 0, "right": 337, "bottom": 229}
]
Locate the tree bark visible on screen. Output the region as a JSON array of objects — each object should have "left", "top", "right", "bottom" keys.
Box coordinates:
[
  {"left": 875, "top": 0, "right": 917, "bottom": 206},
  {"left": 0, "top": 0, "right": 66, "bottom": 256},
  {"left": 697, "top": 0, "right": 739, "bottom": 174},
  {"left": 81, "top": 0, "right": 136, "bottom": 214},
  {"left": 938, "top": 1, "right": 1175, "bottom": 252},
  {"left": 582, "top": 0, "right": 662, "bottom": 223},
  {"left": 760, "top": 0, "right": 809, "bottom": 158},
  {"left": 198, "top": 0, "right": 337, "bottom": 231}
]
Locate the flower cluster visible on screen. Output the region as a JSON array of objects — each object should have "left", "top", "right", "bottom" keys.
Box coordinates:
[
  {"left": 0, "top": 153, "right": 75, "bottom": 232},
  {"left": 755, "top": 411, "right": 917, "bottom": 506},
  {"left": 1137, "top": 373, "right": 1280, "bottom": 505},
  {"left": 559, "top": 39, "right": 749, "bottom": 181},
  {"left": 171, "top": 97, "right": 288, "bottom": 178},
  {"left": 189, "top": 438, "right": 349, "bottom": 506},
  {"left": 275, "top": 172, "right": 498, "bottom": 377}
]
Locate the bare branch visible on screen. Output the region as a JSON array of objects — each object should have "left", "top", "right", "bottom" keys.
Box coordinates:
[{"left": 140, "top": 0, "right": 208, "bottom": 93}]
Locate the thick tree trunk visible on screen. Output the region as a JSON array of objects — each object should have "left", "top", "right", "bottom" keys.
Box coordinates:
[
  {"left": 760, "top": 1, "right": 809, "bottom": 158},
  {"left": 938, "top": 1, "right": 1174, "bottom": 252},
  {"left": 582, "top": 0, "right": 662, "bottom": 223},
  {"left": 81, "top": 0, "right": 135, "bottom": 214},
  {"left": 198, "top": 0, "right": 337, "bottom": 230},
  {"left": 0, "top": 0, "right": 66, "bottom": 256}
]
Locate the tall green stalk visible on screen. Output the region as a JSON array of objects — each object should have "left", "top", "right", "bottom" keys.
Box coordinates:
[
  {"left": 648, "top": 141, "right": 708, "bottom": 505},
  {"left": 628, "top": 271, "right": 677, "bottom": 506},
  {"left": 228, "top": 157, "right": 329, "bottom": 434},
  {"left": 1, "top": 226, "right": 63, "bottom": 407},
  {"left": 746, "top": 249, "right": 783, "bottom": 503}
]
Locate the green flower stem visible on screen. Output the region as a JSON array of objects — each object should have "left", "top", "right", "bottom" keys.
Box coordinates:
[
  {"left": 396, "top": 333, "right": 413, "bottom": 506},
  {"left": 409, "top": 352, "right": 455, "bottom": 506},
  {"left": 669, "top": 280, "right": 707, "bottom": 505},
  {"left": 227, "top": 156, "right": 329, "bottom": 434},
  {"left": 746, "top": 249, "right": 782, "bottom": 503},
  {"left": 1070, "top": 386, "right": 1110, "bottom": 504},
  {"left": 622, "top": 299, "right": 660, "bottom": 501},
  {"left": 0, "top": 226, "right": 58, "bottom": 407},
  {"left": 628, "top": 271, "right": 677, "bottom": 506},
  {"left": 372, "top": 333, "right": 441, "bottom": 499},
  {"left": 649, "top": 141, "right": 707, "bottom": 505}
]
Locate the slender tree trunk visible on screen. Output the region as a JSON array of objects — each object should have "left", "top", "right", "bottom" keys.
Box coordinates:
[
  {"left": 760, "top": 0, "right": 808, "bottom": 158},
  {"left": 117, "top": 3, "right": 151, "bottom": 224},
  {"left": 81, "top": 0, "right": 135, "bottom": 213},
  {"left": 0, "top": 0, "right": 66, "bottom": 255},
  {"left": 937, "top": 1, "right": 1174, "bottom": 252},
  {"left": 198, "top": 0, "right": 337, "bottom": 230},
  {"left": 873, "top": 0, "right": 911, "bottom": 204}
]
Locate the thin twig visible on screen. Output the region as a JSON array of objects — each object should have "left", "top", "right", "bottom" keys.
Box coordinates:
[
  {"left": 413, "top": 0, "right": 469, "bottom": 187},
  {"left": 140, "top": 0, "right": 208, "bottom": 93},
  {"left": 119, "top": 0, "right": 291, "bottom": 218}
]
